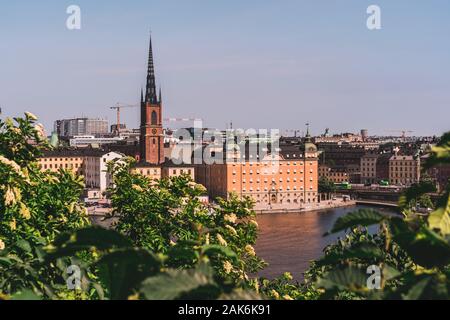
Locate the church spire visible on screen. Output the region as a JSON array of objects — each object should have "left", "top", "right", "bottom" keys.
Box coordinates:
[
  {"left": 146, "top": 33, "right": 158, "bottom": 104},
  {"left": 305, "top": 122, "right": 312, "bottom": 142}
]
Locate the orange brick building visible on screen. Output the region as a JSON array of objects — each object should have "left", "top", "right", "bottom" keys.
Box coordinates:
[{"left": 195, "top": 137, "right": 319, "bottom": 209}]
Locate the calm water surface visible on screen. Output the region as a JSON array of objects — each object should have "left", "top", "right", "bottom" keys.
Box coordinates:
[
  {"left": 254, "top": 205, "right": 397, "bottom": 280},
  {"left": 90, "top": 205, "right": 397, "bottom": 281}
]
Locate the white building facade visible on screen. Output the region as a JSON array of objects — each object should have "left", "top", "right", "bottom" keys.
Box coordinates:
[{"left": 84, "top": 151, "right": 124, "bottom": 192}]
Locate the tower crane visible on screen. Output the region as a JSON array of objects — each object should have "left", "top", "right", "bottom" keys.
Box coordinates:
[
  {"left": 282, "top": 129, "right": 301, "bottom": 137},
  {"left": 109, "top": 103, "right": 139, "bottom": 134},
  {"left": 387, "top": 129, "right": 414, "bottom": 141},
  {"left": 163, "top": 117, "right": 204, "bottom": 124}
]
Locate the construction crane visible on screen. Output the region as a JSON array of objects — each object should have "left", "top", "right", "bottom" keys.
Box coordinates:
[
  {"left": 282, "top": 129, "right": 301, "bottom": 137},
  {"left": 163, "top": 117, "right": 203, "bottom": 122},
  {"left": 387, "top": 129, "right": 414, "bottom": 141},
  {"left": 109, "top": 103, "right": 139, "bottom": 134}
]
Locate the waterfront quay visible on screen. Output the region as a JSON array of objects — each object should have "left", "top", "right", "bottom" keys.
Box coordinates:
[{"left": 253, "top": 198, "right": 356, "bottom": 215}]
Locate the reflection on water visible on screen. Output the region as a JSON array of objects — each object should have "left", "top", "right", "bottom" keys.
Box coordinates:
[{"left": 254, "top": 205, "right": 397, "bottom": 280}]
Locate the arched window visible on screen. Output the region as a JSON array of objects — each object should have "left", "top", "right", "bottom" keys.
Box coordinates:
[{"left": 151, "top": 111, "right": 157, "bottom": 125}]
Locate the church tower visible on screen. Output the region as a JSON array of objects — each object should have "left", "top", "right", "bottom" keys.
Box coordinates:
[{"left": 140, "top": 34, "right": 164, "bottom": 164}]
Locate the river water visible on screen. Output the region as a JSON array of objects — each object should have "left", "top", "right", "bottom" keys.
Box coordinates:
[
  {"left": 254, "top": 205, "right": 398, "bottom": 280},
  {"left": 90, "top": 204, "right": 397, "bottom": 281}
]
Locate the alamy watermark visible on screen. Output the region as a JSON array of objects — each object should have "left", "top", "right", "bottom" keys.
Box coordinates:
[
  {"left": 367, "top": 5, "right": 382, "bottom": 30},
  {"left": 66, "top": 265, "right": 81, "bottom": 290},
  {"left": 367, "top": 265, "right": 382, "bottom": 290},
  {"left": 167, "top": 120, "right": 283, "bottom": 172},
  {"left": 66, "top": 5, "right": 81, "bottom": 30},
  {"left": 63, "top": 5, "right": 381, "bottom": 32}
]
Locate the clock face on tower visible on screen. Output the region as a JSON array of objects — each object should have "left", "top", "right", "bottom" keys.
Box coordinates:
[{"left": 152, "top": 129, "right": 157, "bottom": 134}]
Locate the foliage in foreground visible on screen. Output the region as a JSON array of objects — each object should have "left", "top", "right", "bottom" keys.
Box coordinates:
[
  {"left": 297, "top": 132, "right": 450, "bottom": 300},
  {"left": 0, "top": 114, "right": 89, "bottom": 297},
  {"left": 107, "top": 158, "right": 265, "bottom": 283},
  {"left": 0, "top": 114, "right": 263, "bottom": 299},
  {"left": 1, "top": 113, "right": 449, "bottom": 300}
]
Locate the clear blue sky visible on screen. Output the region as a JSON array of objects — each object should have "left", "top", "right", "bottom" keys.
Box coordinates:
[{"left": 1, "top": 0, "right": 449, "bottom": 136}]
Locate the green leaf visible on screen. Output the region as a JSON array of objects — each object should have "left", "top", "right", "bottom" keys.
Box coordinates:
[
  {"left": 0, "top": 257, "right": 13, "bottom": 267},
  {"left": 428, "top": 195, "right": 450, "bottom": 235},
  {"left": 422, "top": 132, "right": 450, "bottom": 170},
  {"left": 140, "top": 267, "right": 218, "bottom": 300},
  {"left": 15, "top": 240, "right": 32, "bottom": 253},
  {"left": 382, "top": 264, "right": 401, "bottom": 281},
  {"left": 46, "top": 227, "right": 133, "bottom": 260},
  {"left": 399, "top": 181, "right": 436, "bottom": 210},
  {"left": 166, "top": 243, "right": 199, "bottom": 267},
  {"left": 325, "top": 209, "right": 385, "bottom": 235},
  {"left": 390, "top": 218, "right": 450, "bottom": 268},
  {"left": 402, "top": 277, "right": 431, "bottom": 300},
  {"left": 95, "top": 248, "right": 161, "bottom": 300},
  {"left": 399, "top": 272, "right": 449, "bottom": 300},
  {"left": 10, "top": 290, "right": 41, "bottom": 300},
  {"left": 316, "top": 266, "right": 369, "bottom": 294},
  {"left": 202, "top": 245, "right": 238, "bottom": 263},
  {"left": 316, "top": 242, "right": 384, "bottom": 267}
]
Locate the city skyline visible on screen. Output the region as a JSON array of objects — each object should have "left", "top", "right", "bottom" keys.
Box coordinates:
[{"left": 1, "top": 1, "right": 450, "bottom": 136}]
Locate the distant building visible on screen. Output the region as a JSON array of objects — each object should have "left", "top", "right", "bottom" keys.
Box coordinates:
[
  {"left": 376, "top": 153, "right": 391, "bottom": 183},
  {"left": 318, "top": 143, "right": 367, "bottom": 168},
  {"left": 360, "top": 129, "right": 369, "bottom": 141},
  {"left": 54, "top": 118, "right": 108, "bottom": 138},
  {"left": 389, "top": 155, "right": 420, "bottom": 186},
  {"left": 69, "top": 135, "right": 125, "bottom": 147},
  {"left": 360, "top": 153, "right": 379, "bottom": 184},
  {"left": 84, "top": 151, "right": 123, "bottom": 191},
  {"left": 319, "top": 164, "right": 349, "bottom": 183},
  {"left": 37, "top": 150, "right": 85, "bottom": 175},
  {"left": 314, "top": 133, "right": 362, "bottom": 144},
  {"left": 422, "top": 154, "right": 450, "bottom": 192},
  {"left": 37, "top": 149, "right": 125, "bottom": 193}
]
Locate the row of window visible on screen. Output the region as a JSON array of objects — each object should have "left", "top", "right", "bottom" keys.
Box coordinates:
[
  {"left": 255, "top": 198, "right": 316, "bottom": 204},
  {"left": 239, "top": 185, "right": 315, "bottom": 192},
  {"left": 137, "top": 169, "right": 160, "bottom": 175},
  {"left": 390, "top": 162, "right": 418, "bottom": 166},
  {"left": 234, "top": 169, "right": 314, "bottom": 175},
  {"left": 231, "top": 161, "right": 314, "bottom": 167},
  {"left": 40, "top": 163, "right": 80, "bottom": 169},
  {"left": 40, "top": 158, "right": 82, "bottom": 162},
  {"left": 136, "top": 169, "right": 193, "bottom": 176},
  {"left": 251, "top": 192, "right": 317, "bottom": 198},
  {"left": 390, "top": 173, "right": 417, "bottom": 178},
  {"left": 170, "top": 169, "right": 192, "bottom": 175},
  {"left": 236, "top": 177, "right": 314, "bottom": 183},
  {"left": 322, "top": 172, "right": 348, "bottom": 177}
]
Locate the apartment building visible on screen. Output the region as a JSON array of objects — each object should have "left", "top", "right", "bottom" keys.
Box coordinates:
[
  {"left": 360, "top": 153, "right": 378, "bottom": 184},
  {"left": 318, "top": 164, "right": 349, "bottom": 183},
  {"left": 389, "top": 155, "right": 420, "bottom": 186},
  {"left": 38, "top": 149, "right": 124, "bottom": 193},
  {"left": 195, "top": 139, "right": 319, "bottom": 209},
  {"left": 84, "top": 151, "right": 123, "bottom": 191}
]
